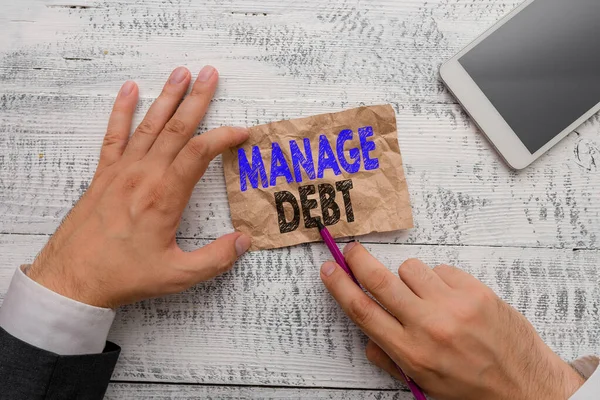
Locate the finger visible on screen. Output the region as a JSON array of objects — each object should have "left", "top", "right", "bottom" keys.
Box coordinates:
[
  {"left": 365, "top": 340, "right": 405, "bottom": 382},
  {"left": 320, "top": 261, "right": 406, "bottom": 351},
  {"left": 123, "top": 66, "right": 191, "bottom": 161},
  {"left": 178, "top": 232, "right": 251, "bottom": 283},
  {"left": 163, "top": 126, "right": 249, "bottom": 207},
  {"left": 433, "top": 264, "right": 474, "bottom": 289},
  {"left": 398, "top": 258, "right": 450, "bottom": 298},
  {"left": 342, "top": 242, "right": 421, "bottom": 321},
  {"left": 98, "top": 81, "right": 138, "bottom": 169},
  {"left": 147, "top": 65, "right": 218, "bottom": 164}
]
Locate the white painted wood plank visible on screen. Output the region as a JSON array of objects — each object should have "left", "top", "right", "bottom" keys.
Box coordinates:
[
  {"left": 105, "top": 383, "right": 412, "bottom": 399},
  {"left": 2, "top": 0, "right": 600, "bottom": 248},
  {"left": 0, "top": 0, "right": 522, "bottom": 104},
  {"left": 1, "top": 94, "right": 599, "bottom": 248},
  {"left": 1, "top": 234, "right": 598, "bottom": 387},
  {"left": 1, "top": 0, "right": 599, "bottom": 392}
]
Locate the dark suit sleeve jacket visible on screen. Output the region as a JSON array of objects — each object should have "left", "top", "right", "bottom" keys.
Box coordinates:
[{"left": 0, "top": 327, "right": 120, "bottom": 400}]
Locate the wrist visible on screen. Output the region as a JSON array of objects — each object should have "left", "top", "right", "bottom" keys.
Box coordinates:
[
  {"left": 28, "top": 257, "right": 109, "bottom": 309},
  {"left": 27, "top": 260, "right": 77, "bottom": 300}
]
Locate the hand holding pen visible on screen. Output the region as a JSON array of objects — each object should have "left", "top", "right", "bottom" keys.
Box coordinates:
[
  {"left": 317, "top": 221, "right": 426, "bottom": 399},
  {"left": 317, "top": 221, "right": 584, "bottom": 400}
]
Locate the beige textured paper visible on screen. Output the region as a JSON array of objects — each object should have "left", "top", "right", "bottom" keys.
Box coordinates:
[{"left": 223, "top": 104, "right": 413, "bottom": 251}]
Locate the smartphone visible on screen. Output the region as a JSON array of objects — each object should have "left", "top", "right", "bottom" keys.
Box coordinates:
[{"left": 440, "top": 0, "right": 600, "bottom": 169}]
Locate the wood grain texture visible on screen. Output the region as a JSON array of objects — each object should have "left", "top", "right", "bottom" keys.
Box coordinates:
[
  {"left": 105, "top": 383, "right": 412, "bottom": 399},
  {"left": 0, "top": 0, "right": 518, "bottom": 103},
  {"left": 1, "top": 0, "right": 600, "bottom": 249},
  {"left": 1, "top": 234, "right": 598, "bottom": 387},
  {"left": 1, "top": 0, "right": 600, "bottom": 395},
  {"left": 2, "top": 94, "right": 600, "bottom": 248}
]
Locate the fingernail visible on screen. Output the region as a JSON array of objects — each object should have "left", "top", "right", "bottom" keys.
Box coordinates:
[
  {"left": 169, "top": 66, "right": 189, "bottom": 84},
  {"left": 120, "top": 81, "right": 135, "bottom": 97},
  {"left": 235, "top": 234, "right": 251, "bottom": 257},
  {"left": 321, "top": 262, "right": 337, "bottom": 277},
  {"left": 197, "top": 65, "right": 216, "bottom": 82},
  {"left": 343, "top": 241, "right": 358, "bottom": 254}
]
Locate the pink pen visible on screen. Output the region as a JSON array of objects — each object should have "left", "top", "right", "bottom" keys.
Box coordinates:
[{"left": 317, "top": 220, "right": 427, "bottom": 400}]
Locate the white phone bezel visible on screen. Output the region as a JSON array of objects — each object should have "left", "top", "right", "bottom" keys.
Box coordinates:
[{"left": 439, "top": 0, "right": 600, "bottom": 170}]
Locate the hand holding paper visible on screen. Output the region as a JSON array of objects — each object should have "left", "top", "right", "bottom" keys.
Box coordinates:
[
  {"left": 26, "top": 66, "right": 252, "bottom": 308},
  {"left": 223, "top": 105, "right": 413, "bottom": 250}
]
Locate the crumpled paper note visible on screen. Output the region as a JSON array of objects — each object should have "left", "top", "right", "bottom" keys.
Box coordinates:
[{"left": 223, "top": 104, "right": 413, "bottom": 251}]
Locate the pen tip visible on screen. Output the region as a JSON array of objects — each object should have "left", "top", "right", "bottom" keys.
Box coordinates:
[{"left": 315, "top": 219, "right": 325, "bottom": 231}]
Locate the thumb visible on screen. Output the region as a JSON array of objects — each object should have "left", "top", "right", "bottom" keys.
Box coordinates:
[{"left": 183, "top": 232, "right": 252, "bottom": 283}]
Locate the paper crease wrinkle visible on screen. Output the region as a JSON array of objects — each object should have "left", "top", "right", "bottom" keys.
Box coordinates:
[{"left": 223, "top": 104, "right": 414, "bottom": 251}]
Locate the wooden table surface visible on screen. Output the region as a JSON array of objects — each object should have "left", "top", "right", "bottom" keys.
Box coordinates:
[{"left": 1, "top": 0, "right": 599, "bottom": 398}]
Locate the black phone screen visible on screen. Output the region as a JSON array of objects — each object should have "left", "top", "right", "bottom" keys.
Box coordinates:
[{"left": 459, "top": 0, "right": 600, "bottom": 153}]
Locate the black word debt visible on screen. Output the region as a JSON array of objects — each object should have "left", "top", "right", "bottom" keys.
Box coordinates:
[{"left": 275, "top": 179, "right": 355, "bottom": 234}]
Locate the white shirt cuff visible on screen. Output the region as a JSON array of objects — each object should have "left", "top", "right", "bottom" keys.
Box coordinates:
[
  {"left": 570, "top": 356, "right": 600, "bottom": 399},
  {"left": 0, "top": 265, "right": 116, "bottom": 355}
]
